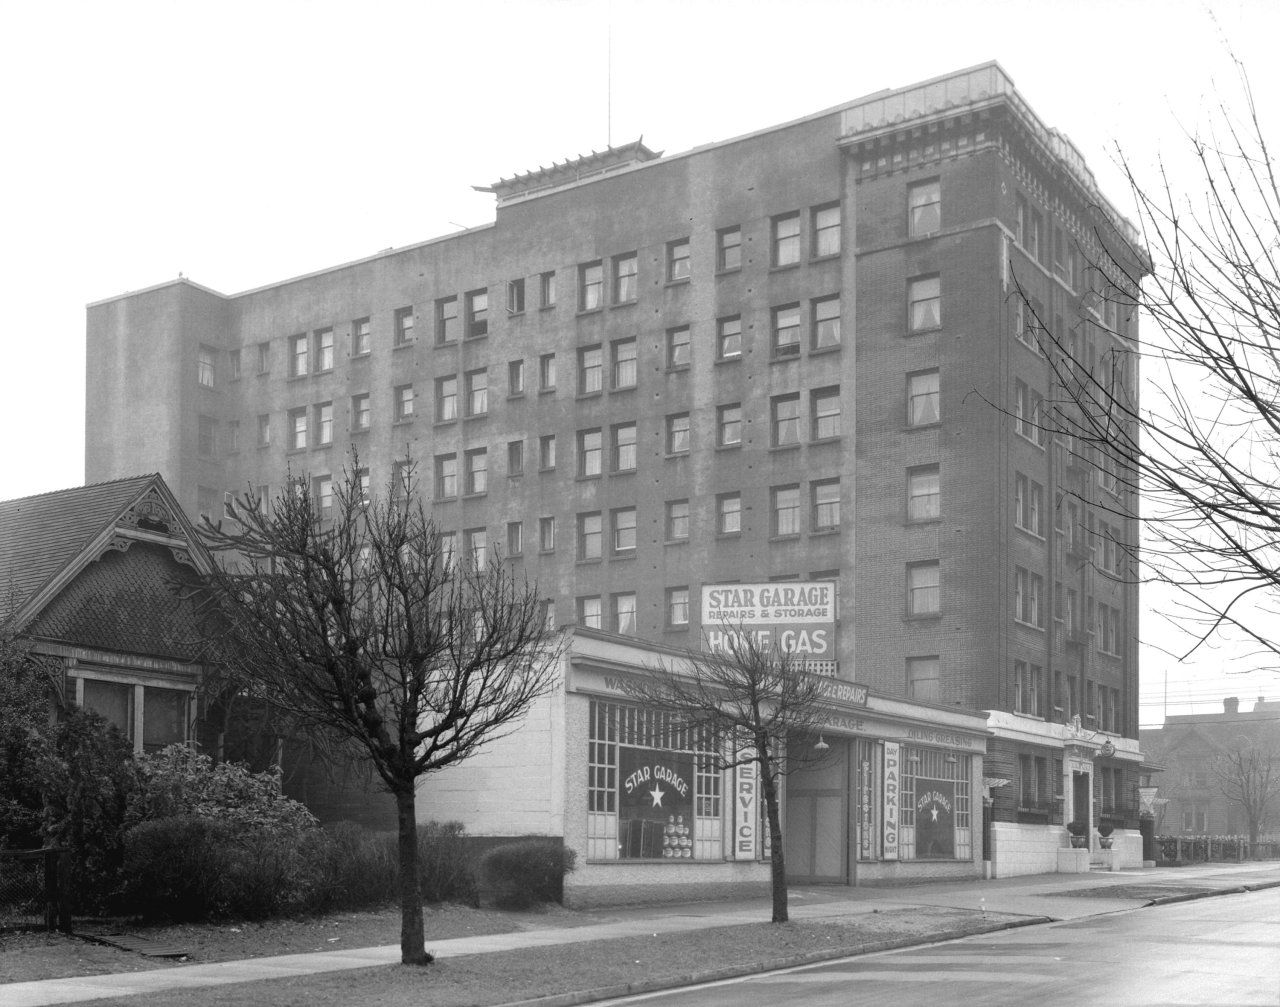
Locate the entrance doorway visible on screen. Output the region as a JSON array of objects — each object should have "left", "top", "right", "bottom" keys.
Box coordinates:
[
  {"left": 785, "top": 743, "right": 848, "bottom": 884},
  {"left": 1073, "top": 770, "right": 1091, "bottom": 838}
]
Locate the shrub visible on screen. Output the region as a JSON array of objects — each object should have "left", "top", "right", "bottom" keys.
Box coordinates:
[
  {"left": 300, "top": 822, "right": 398, "bottom": 914},
  {"left": 479, "top": 839, "right": 576, "bottom": 909},
  {"left": 417, "top": 821, "right": 477, "bottom": 906},
  {"left": 120, "top": 815, "right": 238, "bottom": 921}
]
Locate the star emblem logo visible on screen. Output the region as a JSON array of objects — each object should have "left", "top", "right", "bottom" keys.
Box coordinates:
[
  {"left": 649, "top": 784, "right": 666, "bottom": 808},
  {"left": 929, "top": 806, "right": 939, "bottom": 822}
]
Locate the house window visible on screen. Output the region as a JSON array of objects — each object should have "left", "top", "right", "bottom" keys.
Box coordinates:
[
  {"left": 395, "top": 384, "right": 415, "bottom": 422},
  {"left": 540, "top": 270, "right": 557, "bottom": 308},
  {"left": 539, "top": 516, "right": 556, "bottom": 552},
  {"left": 316, "top": 328, "right": 334, "bottom": 372},
  {"left": 907, "top": 465, "right": 940, "bottom": 522},
  {"left": 579, "top": 346, "right": 603, "bottom": 394},
  {"left": 353, "top": 317, "right": 371, "bottom": 355},
  {"left": 578, "top": 429, "right": 603, "bottom": 477},
  {"left": 811, "top": 387, "right": 841, "bottom": 440},
  {"left": 667, "top": 587, "right": 690, "bottom": 626},
  {"left": 579, "top": 512, "right": 603, "bottom": 560},
  {"left": 508, "top": 440, "right": 524, "bottom": 477},
  {"left": 580, "top": 261, "right": 604, "bottom": 310},
  {"left": 717, "top": 316, "right": 742, "bottom": 359},
  {"left": 197, "top": 415, "right": 217, "bottom": 458},
  {"left": 613, "top": 593, "right": 638, "bottom": 635},
  {"left": 436, "top": 375, "right": 458, "bottom": 421},
  {"left": 667, "top": 325, "right": 691, "bottom": 369},
  {"left": 906, "top": 656, "right": 940, "bottom": 702},
  {"left": 257, "top": 414, "right": 271, "bottom": 447},
  {"left": 257, "top": 341, "right": 271, "bottom": 374},
  {"left": 612, "top": 508, "right": 637, "bottom": 554},
  {"left": 394, "top": 306, "right": 415, "bottom": 345},
  {"left": 464, "top": 448, "right": 488, "bottom": 495},
  {"left": 540, "top": 353, "right": 556, "bottom": 391},
  {"left": 290, "top": 333, "right": 308, "bottom": 377},
  {"left": 717, "top": 226, "right": 742, "bottom": 271},
  {"left": 907, "top": 370, "right": 940, "bottom": 426},
  {"left": 666, "top": 499, "right": 690, "bottom": 541},
  {"left": 539, "top": 434, "right": 556, "bottom": 470},
  {"left": 711, "top": 372, "right": 754, "bottom": 430},
  {"left": 466, "top": 289, "right": 488, "bottom": 337},
  {"left": 435, "top": 454, "right": 458, "bottom": 499},
  {"left": 579, "top": 596, "right": 603, "bottom": 629},
  {"left": 465, "top": 528, "right": 487, "bottom": 571},
  {"left": 507, "top": 521, "right": 523, "bottom": 556},
  {"left": 289, "top": 408, "right": 307, "bottom": 450},
  {"left": 436, "top": 297, "right": 458, "bottom": 343},
  {"left": 812, "top": 204, "right": 840, "bottom": 257},
  {"left": 667, "top": 238, "right": 691, "bottom": 281},
  {"left": 666, "top": 413, "right": 690, "bottom": 454},
  {"left": 771, "top": 394, "right": 801, "bottom": 446},
  {"left": 611, "top": 339, "right": 638, "bottom": 389},
  {"left": 772, "top": 303, "right": 801, "bottom": 357},
  {"left": 507, "top": 279, "right": 525, "bottom": 314},
  {"left": 812, "top": 296, "right": 840, "bottom": 349},
  {"left": 772, "top": 212, "right": 800, "bottom": 266},
  {"left": 508, "top": 359, "right": 525, "bottom": 396},
  {"left": 315, "top": 402, "right": 333, "bottom": 446},
  {"left": 197, "top": 345, "right": 216, "bottom": 387},
  {"left": 1181, "top": 804, "right": 1208, "bottom": 833},
  {"left": 772, "top": 484, "right": 801, "bottom": 536},
  {"left": 613, "top": 423, "right": 637, "bottom": 472},
  {"left": 907, "top": 561, "right": 941, "bottom": 615},
  {"left": 613, "top": 253, "right": 638, "bottom": 304},
  {"left": 717, "top": 493, "right": 742, "bottom": 534},
  {"left": 908, "top": 276, "right": 941, "bottom": 331},
  {"left": 812, "top": 479, "right": 840, "bottom": 530},
  {"left": 908, "top": 179, "right": 941, "bottom": 237},
  {"left": 465, "top": 369, "right": 488, "bottom": 416}
]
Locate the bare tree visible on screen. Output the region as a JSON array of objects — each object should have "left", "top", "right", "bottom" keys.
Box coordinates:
[
  {"left": 623, "top": 629, "right": 829, "bottom": 923},
  {"left": 197, "top": 465, "right": 561, "bottom": 965},
  {"left": 1213, "top": 737, "right": 1280, "bottom": 843}
]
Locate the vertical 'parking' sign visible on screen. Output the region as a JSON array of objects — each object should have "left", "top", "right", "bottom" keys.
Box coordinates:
[{"left": 883, "top": 741, "right": 900, "bottom": 860}]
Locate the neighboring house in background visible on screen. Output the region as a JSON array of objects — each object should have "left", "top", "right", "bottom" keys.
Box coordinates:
[{"left": 1140, "top": 697, "right": 1280, "bottom": 838}]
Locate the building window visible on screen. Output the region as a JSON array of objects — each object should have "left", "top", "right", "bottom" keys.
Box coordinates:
[
  {"left": 315, "top": 474, "right": 334, "bottom": 515},
  {"left": 290, "top": 333, "right": 308, "bottom": 377},
  {"left": 1014, "top": 567, "right": 1043, "bottom": 628},
  {"left": 197, "top": 345, "right": 216, "bottom": 387},
  {"left": 717, "top": 225, "right": 742, "bottom": 271},
  {"left": 1015, "top": 474, "right": 1044, "bottom": 536},
  {"left": 315, "top": 402, "right": 333, "bottom": 446},
  {"left": 507, "top": 521, "right": 523, "bottom": 556},
  {"left": 539, "top": 516, "right": 556, "bottom": 552},
  {"left": 811, "top": 387, "right": 841, "bottom": 440},
  {"left": 435, "top": 454, "right": 458, "bottom": 499},
  {"left": 436, "top": 297, "right": 458, "bottom": 344},
  {"left": 197, "top": 415, "right": 216, "bottom": 458},
  {"left": 666, "top": 413, "right": 690, "bottom": 454},
  {"left": 666, "top": 499, "right": 690, "bottom": 541},
  {"left": 906, "top": 465, "right": 940, "bottom": 522},
  {"left": 436, "top": 531, "right": 456, "bottom": 573},
  {"left": 772, "top": 303, "right": 801, "bottom": 358},
  {"left": 667, "top": 587, "right": 690, "bottom": 626},
  {"left": 579, "top": 346, "right": 603, "bottom": 394},
  {"left": 227, "top": 420, "right": 240, "bottom": 454},
  {"left": 435, "top": 375, "right": 458, "bottom": 422},
  {"left": 613, "top": 423, "right": 638, "bottom": 472},
  {"left": 906, "top": 656, "right": 940, "bottom": 703},
  {"left": 466, "top": 289, "right": 488, "bottom": 337},
  {"left": 612, "top": 252, "right": 638, "bottom": 304},
  {"left": 1014, "top": 379, "right": 1045, "bottom": 445},
  {"left": 812, "top": 479, "right": 840, "bottom": 530},
  {"left": 353, "top": 317, "right": 371, "bottom": 355},
  {"left": 812, "top": 203, "right": 840, "bottom": 257},
  {"left": 289, "top": 408, "right": 307, "bottom": 450},
  {"left": 579, "top": 512, "right": 603, "bottom": 560},
  {"left": 465, "top": 528, "right": 487, "bottom": 571},
  {"left": 507, "top": 279, "right": 525, "bottom": 314},
  {"left": 612, "top": 339, "right": 638, "bottom": 389},
  {"left": 612, "top": 508, "right": 637, "bottom": 554},
  {"left": 907, "top": 561, "right": 941, "bottom": 616},
  {"left": 540, "top": 270, "right": 557, "bottom": 308},
  {"left": 667, "top": 325, "right": 691, "bottom": 369},
  {"left": 717, "top": 493, "right": 742, "bottom": 535},
  {"left": 357, "top": 468, "right": 370, "bottom": 505},
  {"left": 1014, "top": 660, "right": 1042, "bottom": 716},
  {"left": 257, "top": 414, "right": 271, "bottom": 448},
  {"left": 580, "top": 261, "right": 604, "bottom": 311},
  {"left": 395, "top": 384, "right": 415, "bottom": 422},
  {"left": 578, "top": 429, "right": 603, "bottom": 477},
  {"left": 908, "top": 179, "right": 941, "bottom": 237},
  {"left": 508, "top": 359, "right": 525, "bottom": 396},
  {"left": 668, "top": 238, "right": 691, "bottom": 281},
  {"left": 465, "top": 369, "right": 488, "bottom": 416},
  {"left": 772, "top": 212, "right": 800, "bottom": 266},
  {"left": 316, "top": 328, "right": 334, "bottom": 372},
  {"left": 1016, "top": 193, "right": 1029, "bottom": 247},
  {"left": 717, "top": 316, "right": 742, "bottom": 359},
  {"left": 907, "top": 369, "right": 940, "bottom": 427},
  {"left": 508, "top": 440, "right": 524, "bottom": 477},
  {"left": 539, "top": 434, "right": 556, "bottom": 470},
  {"left": 812, "top": 296, "right": 840, "bottom": 349},
  {"left": 394, "top": 306, "right": 415, "bottom": 345},
  {"left": 257, "top": 341, "right": 271, "bottom": 375},
  {"left": 464, "top": 448, "right": 488, "bottom": 495},
  {"left": 540, "top": 353, "right": 556, "bottom": 391},
  {"left": 771, "top": 394, "right": 801, "bottom": 446},
  {"left": 717, "top": 404, "right": 742, "bottom": 447},
  {"left": 908, "top": 276, "right": 941, "bottom": 332},
  {"left": 613, "top": 593, "right": 637, "bottom": 635},
  {"left": 392, "top": 459, "right": 411, "bottom": 499},
  {"left": 772, "top": 484, "right": 801, "bottom": 536},
  {"left": 227, "top": 347, "right": 241, "bottom": 381},
  {"left": 578, "top": 596, "right": 603, "bottom": 629}
]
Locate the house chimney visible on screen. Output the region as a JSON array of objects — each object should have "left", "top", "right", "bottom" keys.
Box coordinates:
[{"left": 1224, "top": 696, "right": 1240, "bottom": 714}]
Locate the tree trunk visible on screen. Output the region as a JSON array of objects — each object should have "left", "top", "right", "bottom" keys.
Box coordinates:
[
  {"left": 759, "top": 755, "right": 788, "bottom": 923},
  {"left": 394, "top": 786, "right": 431, "bottom": 965}
]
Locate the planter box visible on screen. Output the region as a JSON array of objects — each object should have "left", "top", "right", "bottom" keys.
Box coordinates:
[{"left": 1056, "top": 848, "right": 1091, "bottom": 873}]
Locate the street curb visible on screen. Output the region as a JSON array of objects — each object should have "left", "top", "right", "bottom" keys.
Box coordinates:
[
  {"left": 1145, "top": 878, "right": 1280, "bottom": 906},
  {"left": 496, "top": 916, "right": 1052, "bottom": 1007}
]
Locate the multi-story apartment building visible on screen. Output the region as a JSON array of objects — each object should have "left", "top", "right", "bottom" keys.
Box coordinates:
[{"left": 85, "top": 62, "right": 1144, "bottom": 888}]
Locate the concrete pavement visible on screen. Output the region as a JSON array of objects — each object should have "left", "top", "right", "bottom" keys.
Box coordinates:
[{"left": 6, "top": 861, "right": 1280, "bottom": 1007}]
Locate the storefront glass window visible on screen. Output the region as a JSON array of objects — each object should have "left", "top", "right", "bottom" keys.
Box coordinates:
[{"left": 899, "top": 746, "right": 972, "bottom": 861}]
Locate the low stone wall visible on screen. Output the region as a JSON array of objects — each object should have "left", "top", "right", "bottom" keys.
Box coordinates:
[
  {"left": 564, "top": 860, "right": 770, "bottom": 909},
  {"left": 989, "top": 821, "right": 1064, "bottom": 877},
  {"left": 854, "top": 859, "right": 981, "bottom": 885}
]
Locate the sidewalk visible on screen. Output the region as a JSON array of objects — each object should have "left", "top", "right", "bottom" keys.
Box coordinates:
[{"left": 6, "top": 861, "right": 1280, "bottom": 1007}]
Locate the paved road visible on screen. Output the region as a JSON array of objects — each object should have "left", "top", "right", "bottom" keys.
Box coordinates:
[{"left": 598, "top": 886, "right": 1280, "bottom": 1007}]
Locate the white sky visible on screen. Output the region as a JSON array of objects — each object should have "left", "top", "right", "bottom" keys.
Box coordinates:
[{"left": 1, "top": 0, "right": 1277, "bottom": 724}]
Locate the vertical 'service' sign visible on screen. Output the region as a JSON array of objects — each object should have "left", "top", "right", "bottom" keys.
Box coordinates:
[{"left": 734, "top": 755, "right": 757, "bottom": 860}]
